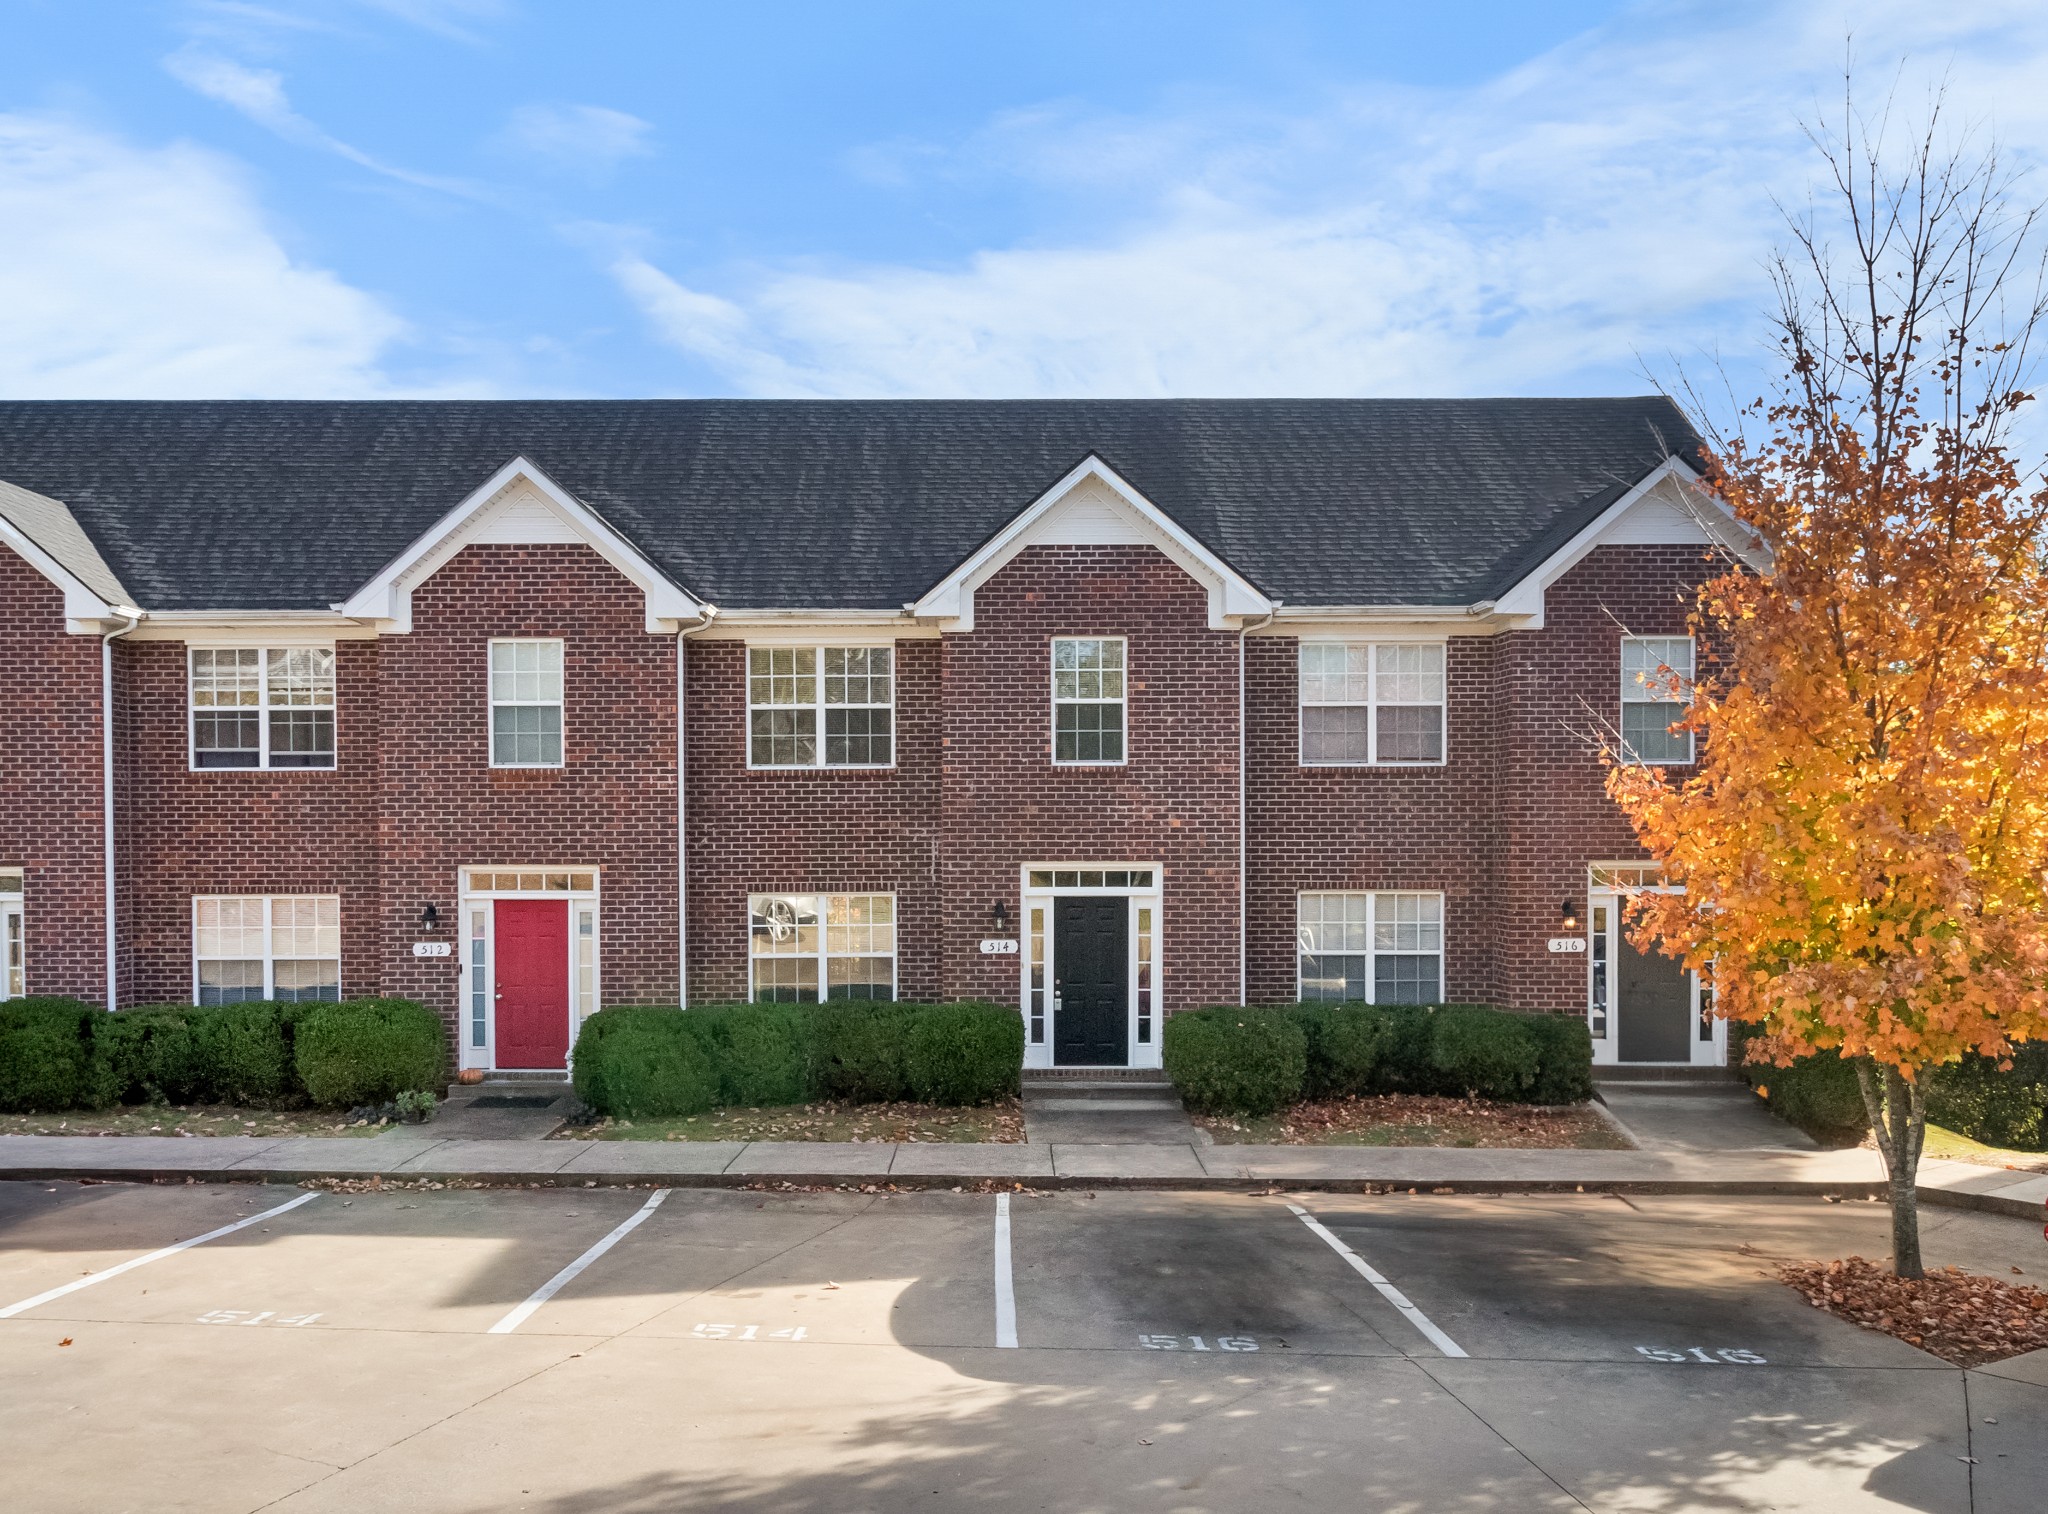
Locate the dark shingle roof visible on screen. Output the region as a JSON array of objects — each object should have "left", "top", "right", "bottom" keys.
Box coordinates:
[{"left": 0, "top": 399, "right": 1701, "bottom": 613}]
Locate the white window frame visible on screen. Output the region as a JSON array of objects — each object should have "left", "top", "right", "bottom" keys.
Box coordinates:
[
  {"left": 1050, "top": 636, "right": 1128, "bottom": 766},
  {"left": 187, "top": 646, "right": 338, "bottom": 773},
  {"left": 191, "top": 895, "right": 342, "bottom": 1005},
  {"left": 1619, "top": 635, "right": 1695, "bottom": 766},
  {"left": 1297, "top": 641, "right": 1448, "bottom": 767},
  {"left": 745, "top": 644, "right": 897, "bottom": 770},
  {"left": 1, "top": 868, "right": 23, "bottom": 1001},
  {"left": 747, "top": 892, "right": 898, "bottom": 1002},
  {"left": 1294, "top": 891, "right": 1446, "bottom": 1005},
  {"left": 489, "top": 638, "right": 565, "bottom": 769},
  {"left": 458, "top": 868, "right": 601, "bottom": 1072}
]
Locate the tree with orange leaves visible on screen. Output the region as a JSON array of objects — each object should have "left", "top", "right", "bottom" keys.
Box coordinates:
[{"left": 1610, "top": 92, "right": 2048, "bottom": 1278}]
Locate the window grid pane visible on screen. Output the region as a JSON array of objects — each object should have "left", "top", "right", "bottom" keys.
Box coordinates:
[
  {"left": 750, "top": 893, "right": 896, "bottom": 1002},
  {"left": 749, "top": 647, "right": 894, "bottom": 767},
  {"left": 1052, "top": 639, "right": 1126, "bottom": 763},
  {"left": 194, "top": 895, "right": 341, "bottom": 1004},
  {"left": 1297, "top": 891, "right": 1445, "bottom": 1005},
  {"left": 1620, "top": 637, "right": 1694, "bottom": 764},
  {"left": 1299, "top": 642, "right": 1446, "bottom": 764},
  {"left": 491, "top": 640, "right": 565, "bottom": 766}
]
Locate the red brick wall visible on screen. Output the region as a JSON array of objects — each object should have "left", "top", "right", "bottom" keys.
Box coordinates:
[
  {"left": 116, "top": 638, "right": 380, "bottom": 1006},
  {"left": 374, "top": 544, "right": 681, "bottom": 1040},
  {"left": 682, "top": 636, "right": 942, "bottom": 1005},
  {"left": 938, "top": 544, "right": 1241, "bottom": 1012},
  {"left": 1244, "top": 634, "right": 1501, "bottom": 1006},
  {"left": 1497, "top": 544, "right": 1716, "bottom": 1011},
  {"left": 0, "top": 548, "right": 107, "bottom": 1001}
]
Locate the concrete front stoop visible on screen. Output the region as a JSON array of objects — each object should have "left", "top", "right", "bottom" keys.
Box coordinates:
[
  {"left": 432, "top": 1076, "right": 579, "bottom": 1140},
  {"left": 1021, "top": 1070, "right": 1207, "bottom": 1146}
]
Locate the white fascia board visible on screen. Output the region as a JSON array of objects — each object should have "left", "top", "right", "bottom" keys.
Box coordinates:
[
  {"left": 0, "top": 512, "right": 132, "bottom": 632},
  {"left": 912, "top": 454, "right": 1273, "bottom": 632},
  {"left": 125, "top": 610, "right": 376, "bottom": 644},
  {"left": 1257, "top": 607, "right": 1494, "bottom": 640},
  {"left": 338, "top": 456, "right": 707, "bottom": 634},
  {"left": 1489, "top": 457, "right": 1754, "bottom": 630},
  {"left": 692, "top": 609, "right": 938, "bottom": 642}
]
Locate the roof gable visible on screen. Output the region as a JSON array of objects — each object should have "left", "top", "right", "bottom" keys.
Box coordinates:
[
  {"left": 338, "top": 456, "right": 705, "bottom": 633},
  {"left": 913, "top": 455, "right": 1273, "bottom": 630},
  {"left": 0, "top": 477, "right": 136, "bottom": 628}
]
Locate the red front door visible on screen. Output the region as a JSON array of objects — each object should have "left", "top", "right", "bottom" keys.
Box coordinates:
[{"left": 494, "top": 899, "right": 569, "bottom": 1069}]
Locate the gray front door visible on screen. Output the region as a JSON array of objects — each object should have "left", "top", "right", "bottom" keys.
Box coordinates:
[
  {"left": 1617, "top": 935, "right": 1691, "bottom": 1063},
  {"left": 1053, "top": 897, "right": 1128, "bottom": 1066}
]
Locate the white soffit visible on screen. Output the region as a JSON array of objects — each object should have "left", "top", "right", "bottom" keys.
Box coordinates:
[
  {"left": 913, "top": 455, "right": 1272, "bottom": 631},
  {"left": 338, "top": 456, "right": 705, "bottom": 633},
  {"left": 1489, "top": 458, "right": 1760, "bottom": 628}
]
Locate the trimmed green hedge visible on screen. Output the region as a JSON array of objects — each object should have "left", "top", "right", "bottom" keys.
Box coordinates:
[
  {"left": 571, "top": 1001, "right": 1023, "bottom": 1119},
  {"left": 1164, "top": 1001, "right": 1595, "bottom": 1115},
  {"left": 1736, "top": 1028, "right": 2048, "bottom": 1151},
  {"left": 0, "top": 996, "right": 444, "bottom": 1113}
]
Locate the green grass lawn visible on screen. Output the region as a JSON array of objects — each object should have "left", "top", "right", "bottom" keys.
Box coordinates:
[{"left": 1918, "top": 1122, "right": 2048, "bottom": 1171}]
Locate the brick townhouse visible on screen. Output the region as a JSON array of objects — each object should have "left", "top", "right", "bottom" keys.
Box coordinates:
[{"left": 0, "top": 399, "right": 1758, "bottom": 1074}]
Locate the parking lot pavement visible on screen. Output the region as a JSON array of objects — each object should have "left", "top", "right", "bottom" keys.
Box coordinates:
[{"left": 3, "top": 1181, "right": 2045, "bottom": 1513}]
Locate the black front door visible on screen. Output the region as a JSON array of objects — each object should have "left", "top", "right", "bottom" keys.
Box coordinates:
[
  {"left": 1616, "top": 934, "right": 1692, "bottom": 1063},
  {"left": 1054, "top": 897, "right": 1128, "bottom": 1066}
]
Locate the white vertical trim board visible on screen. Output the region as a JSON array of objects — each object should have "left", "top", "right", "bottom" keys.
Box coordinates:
[
  {"left": 488, "top": 1190, "right": 670, "bottom": 1334},
  {"left": 0, "top": 1192, "right": 321, "bottom": 1318},
  {"left": 1286, "top": 1204, "right": 1467, "bottom": 1357},
  {"left": 993, "top": 1193, "right": 1018, "bottom": 1348}
]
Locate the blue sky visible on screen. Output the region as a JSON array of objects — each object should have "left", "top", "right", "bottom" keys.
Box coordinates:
[{"left": 3, "top": 1, "right": 2046, "bottom": 405}]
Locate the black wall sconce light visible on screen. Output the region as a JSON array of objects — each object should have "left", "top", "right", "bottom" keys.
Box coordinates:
[
  {"left": 991, "top": 900, "right": 1010, "bottom": 934},
  {"left": 1560, "top": 899, "right": 1580, "bottom": 931},
  {"left": 421, "top": 903, "right": 440, "bottom": 931}
]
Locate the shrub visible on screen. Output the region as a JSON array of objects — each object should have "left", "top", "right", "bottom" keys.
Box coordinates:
[
  {"left": 806, "top": 1000, "right": 916, "bottom": 1102},
  {"left": 703, "top": 1003, "right": 810, "bottom": 1107},
  {"left": 295, "top": 998, "right": 444, "bottom": 1108},
  {"left": 96, "top": 1005, "right": 206, "bottom": 1105},
  {"left": 905, "top": 1002, "right": 1024, "bottom": 1105},
  {"left": 193, "top": 1001, "right": 303, "bottom": 1106},
  {"left": 1521, "top": 1013, "right": 1595, "bottom": 1105},
  {"left": 1164, "top": 1007, "right": 1306, "bottom": 1115},
  {"left": 573, "top": 1008, "right": 723, "bottom": 1118},
  {"left": 0, "top": 997, "right": 109, "bottom": 1112},
  {"left": 1429, "top": 1005, "right": 1539, "bottom": 1100},
  {"left": 1292, "top": 1003, "right": 1393, "bottom": 1098},
  {"left": 1926, "top": 1045, "right": 2048, "bottom": 1152},
  {"left": 1737, "top": 1035, "right": 1868, "bottom": 1147}
]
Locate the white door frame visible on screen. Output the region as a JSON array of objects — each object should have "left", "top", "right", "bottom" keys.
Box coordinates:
[
  {"left": 457, "top": 867, "right": 601, "bottom": 1072},
  {"left": 1019, "top": 864, "right": 1163, "bottom": 1071},
  {"left": 1586, "top": 864, "right": 1724, "bottom": 1067},
  {"left": 1, "top": 892, "right": 23, "bottom": 1001}
]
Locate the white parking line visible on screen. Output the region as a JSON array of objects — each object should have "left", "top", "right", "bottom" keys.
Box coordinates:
[
  {"left": 1287, "top": 1203, "right": 1468, "bottom": 1358},
  {"left": 487, "top": 1190, "right": 669, "bottom": 1335},
  {"left": 0, "top": 1191, "right": 322, "bottom": 1320},
  {"left": 994, "top": 1193, "right": 1018, "bottom": 1348}
]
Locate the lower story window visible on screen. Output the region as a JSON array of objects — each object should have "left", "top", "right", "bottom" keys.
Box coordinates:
[
  {"left": 193, "top": 895, "right": 341, "bottom": 1005},
  {"left": 749, "top": 893, "right": 896, "bottom": 1002},
  {"left": 1296, "top": 891, "right": 1444, "bottom": 1004},
  {"left": 2, "top": 868, "right": 23, "bottom": 1000}
]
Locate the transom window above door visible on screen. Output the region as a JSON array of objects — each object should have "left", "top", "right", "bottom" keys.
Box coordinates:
[
  {"left": 748, "top": 646, "right": 895, "bottom": 768},
  {"left": 1298, "top": 642, "right": 1446, "bottom": 765},
  {"left": 189, "top": 647, "right": 336, "bottom": 769},
  {"left": 1052, "top": 637, "right": 1126, "bottom": 764}
]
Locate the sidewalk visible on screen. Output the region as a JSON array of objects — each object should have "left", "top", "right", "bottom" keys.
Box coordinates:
[{"left": 3, "top": 1131, "right": 2043, "bottom": 1218}]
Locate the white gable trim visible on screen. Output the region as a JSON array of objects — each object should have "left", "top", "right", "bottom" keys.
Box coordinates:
[
  {"left": 912, "top": 455, "right": 1272, "bottom": 632},
  {"left": 0, "top": 512, "right": 135, "bottom": 631},
  {"left": 1489, "top": 458, "right": 1760, "bottom": 629},
  {"left": 338, "top": 457, "right": 706, "bottom": 633}
]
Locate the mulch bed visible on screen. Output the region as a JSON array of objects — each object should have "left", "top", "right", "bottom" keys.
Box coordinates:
[
  {"left": 559, "top": 1099, "right": 1026, "bottom": 1144},
  {"left": 1780, "top": 1256, "right": 2048, "bottom": 1366},
  {"left": 1196, "top": 1093, "right": 1629, "bottom": 1148}
]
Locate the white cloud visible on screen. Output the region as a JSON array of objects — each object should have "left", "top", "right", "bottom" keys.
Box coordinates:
[
  {"left": 0, "top": 112, "right": 406, "bottom": 398},
  {"left": 501, "top": 103, "right": 653, "bottom": 176},
  {"left": 164, "top": 46, "right": 482, "bottom": 197},
  {"left": 611, "top": 0, "right": 2048, "bottom": 400}
]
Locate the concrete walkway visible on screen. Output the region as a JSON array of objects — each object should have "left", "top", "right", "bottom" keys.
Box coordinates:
[
  {"left": 1595, "top": 1079, "right": 1818, "bottom": 1152},
  {"left": 2, "top": 1131, "right": 2043, "bottom": 1218}
]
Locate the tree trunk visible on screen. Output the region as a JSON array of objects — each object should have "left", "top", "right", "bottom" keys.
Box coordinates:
[{"left": 1853, "top": 1057, "right": 1927, "bottom": 1279}]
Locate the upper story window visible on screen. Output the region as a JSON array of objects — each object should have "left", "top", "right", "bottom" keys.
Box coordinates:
[
  {"left": 1298, "top": 642, "right": 1446, "bottom": 765},
  {"left": 490, "top": 639, "right": 564, "bottom": 767},
  {"left": 1620, "top": 636, "right": 1694, "bottom": 765},
  {"left": 1297, "top": 890, "right": 1444, "bottom": 1004},
  {"left": 190, "top": 648, "right": 336, "bottom": 770},
  {"left": 747, "top": 646, "right": 894, "bottom": 768},
  {"left": 193, "top": 894, "right": 340, "bottom": 1005},
  {"left": 748, "top": 892, "right": 896, "bottom": 1001},
  {"left": 1052, "top": 637, "right": 1125, "bottom": 764}
]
